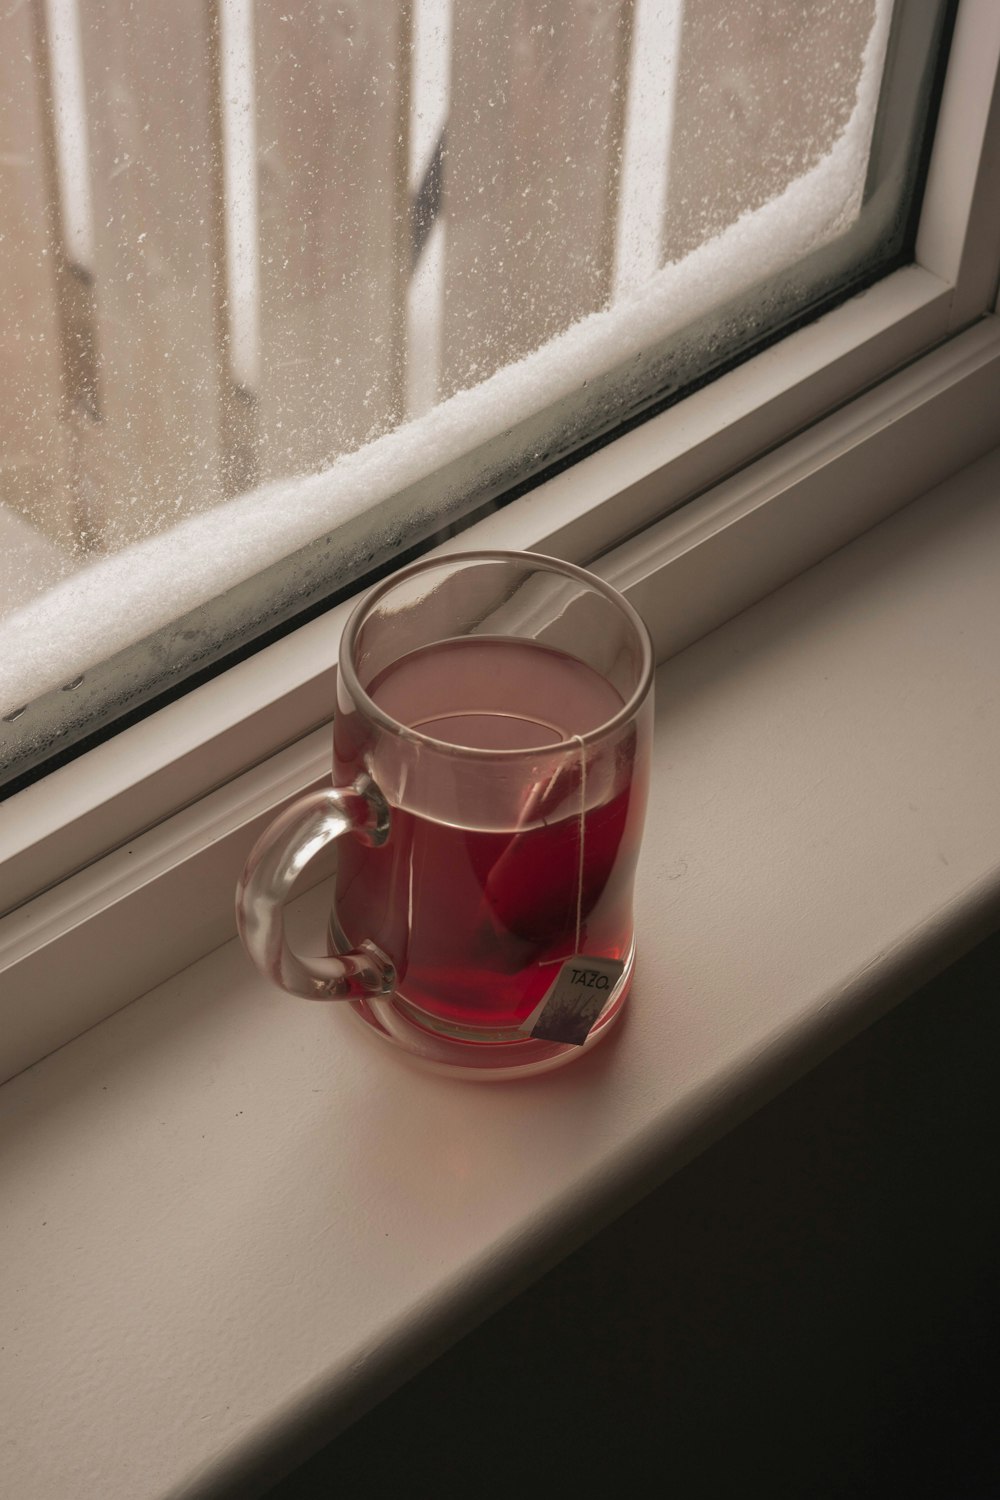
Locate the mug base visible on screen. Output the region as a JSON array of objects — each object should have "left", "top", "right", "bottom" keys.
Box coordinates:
[{"left": 346, "top": 938, "right": 634, "bottom": 1080}]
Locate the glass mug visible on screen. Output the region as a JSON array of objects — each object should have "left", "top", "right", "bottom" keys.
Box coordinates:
[{"left": 236, "top": 551, "right": 654, "bottom": 1078}]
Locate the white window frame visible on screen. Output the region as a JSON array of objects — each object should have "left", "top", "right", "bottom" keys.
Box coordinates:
[{"left": 2, "top": 0, "right": 1000, "bottom": 1086}]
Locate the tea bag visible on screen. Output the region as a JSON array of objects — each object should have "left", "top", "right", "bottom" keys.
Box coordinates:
[{"left": 480, "top": 751, "right": 585, "bottom": 946}]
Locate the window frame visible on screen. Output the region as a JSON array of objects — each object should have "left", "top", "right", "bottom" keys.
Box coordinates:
[{"left": 1, "top": 0, "right": 999, "bottom": 1085}]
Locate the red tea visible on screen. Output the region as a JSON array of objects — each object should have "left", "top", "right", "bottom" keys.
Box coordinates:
[{"left": 334, "top": 636, "right": 648, "bottom": 1030}]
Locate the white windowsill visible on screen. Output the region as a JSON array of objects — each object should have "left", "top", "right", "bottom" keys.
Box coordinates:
[{"left": 3, "top": 446, "right": 1000, "bottom": 1500}]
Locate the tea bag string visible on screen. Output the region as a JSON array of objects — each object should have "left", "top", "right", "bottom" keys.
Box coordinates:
[
  {"left": 534, "top": 732, "right": 587, "bottom": 967},
  {"left": 572, "top": 732, "right": 586, "bottom": 953}
]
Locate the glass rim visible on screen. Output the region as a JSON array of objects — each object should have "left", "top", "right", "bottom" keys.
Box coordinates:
[{"left": 339, "top": 549, "right": 655, "bottom": 760}]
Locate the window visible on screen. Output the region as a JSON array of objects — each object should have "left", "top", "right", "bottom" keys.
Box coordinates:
[
  {"left": 1, "top": 0, "right": 999, "bottom": 1086},
  {"left": 2, "top": 0, "right": 953, "bottom": 791}
]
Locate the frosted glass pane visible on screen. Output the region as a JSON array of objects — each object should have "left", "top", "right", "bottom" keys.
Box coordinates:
[{"left": 0, "top": 0, "right": 950, "bottom": 789}]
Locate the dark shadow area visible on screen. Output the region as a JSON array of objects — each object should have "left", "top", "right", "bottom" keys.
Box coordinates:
[{"left": 264, "top": 928, "right": 1000, "bottom": 1500}]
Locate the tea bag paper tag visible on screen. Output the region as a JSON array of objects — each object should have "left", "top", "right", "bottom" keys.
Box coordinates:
[{"left": 519, "top": 955, "right": 626, "bottom": 1046}]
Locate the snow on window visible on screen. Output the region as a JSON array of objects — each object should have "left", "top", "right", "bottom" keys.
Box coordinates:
[{"left": 1, "top": 0, "right": 891, "bottom": 722}]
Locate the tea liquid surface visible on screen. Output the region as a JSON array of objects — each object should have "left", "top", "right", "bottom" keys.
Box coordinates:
[{"left": 336, "top": 637, "right": 643, "bottom": 1028}]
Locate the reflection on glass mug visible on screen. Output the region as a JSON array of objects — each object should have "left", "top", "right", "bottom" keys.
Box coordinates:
[{"left": 236, "top": 551, "right": 654, "bottom": 1078}]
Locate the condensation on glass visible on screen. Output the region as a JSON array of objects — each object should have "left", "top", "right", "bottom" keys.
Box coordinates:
[{"left": 0, "top": 0, "right": 951, "bottom": 788}]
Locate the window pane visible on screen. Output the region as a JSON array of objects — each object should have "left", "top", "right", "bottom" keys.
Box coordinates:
[{"left": 0, "top": 0, "right": 951, "bottom": 790}]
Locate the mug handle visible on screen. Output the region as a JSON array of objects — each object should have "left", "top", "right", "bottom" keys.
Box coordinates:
[{"left": 235, "top": 776, "right": 396, "bottom": 1000}]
